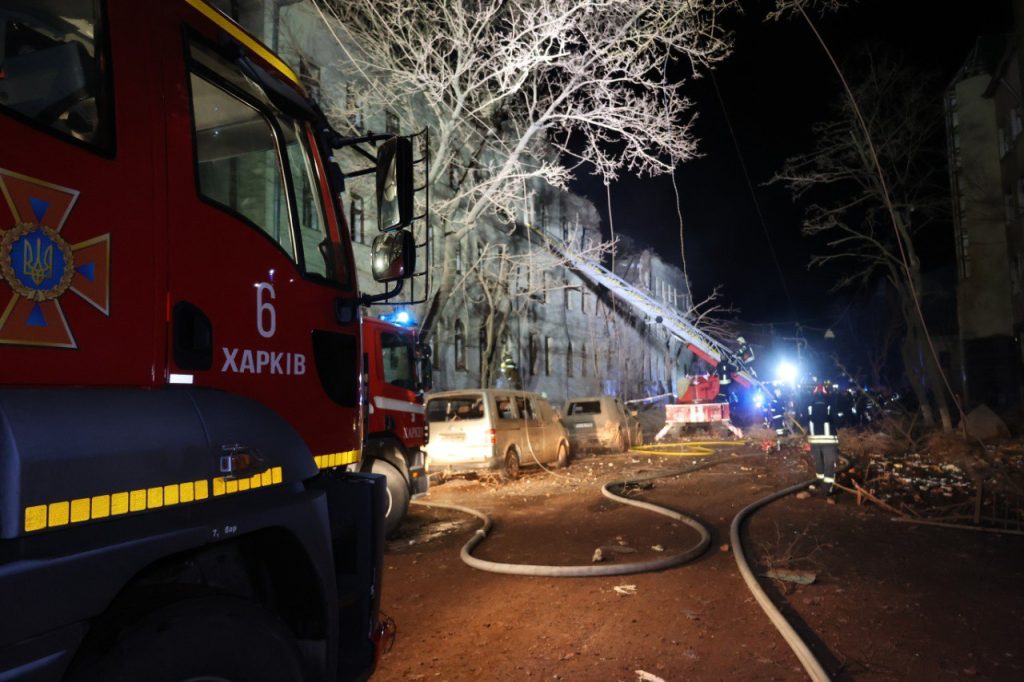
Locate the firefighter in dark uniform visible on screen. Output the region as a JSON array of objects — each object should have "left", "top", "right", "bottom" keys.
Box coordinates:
[
  {"left": 769, "top": 385, "right": 786, "bottom": 446},
  {"left": 807, "top": 381, "right": 839, "bottom": 496}
]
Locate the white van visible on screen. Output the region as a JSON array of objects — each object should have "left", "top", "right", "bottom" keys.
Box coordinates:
[{"left": 424, "top": 389, "right": 570, "bottom": 478}]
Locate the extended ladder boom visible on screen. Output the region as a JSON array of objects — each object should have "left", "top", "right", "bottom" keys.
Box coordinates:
[{"left": 528, "top": 225, "right": 756, "bottom": 385}]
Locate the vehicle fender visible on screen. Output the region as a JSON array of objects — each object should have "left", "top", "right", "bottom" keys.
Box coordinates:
[
  {"left": 361, "top": 436, "right": 410, "bottom": 482},
  {"left": 0, "top": 387, "right": 318, "bottom": 540}
]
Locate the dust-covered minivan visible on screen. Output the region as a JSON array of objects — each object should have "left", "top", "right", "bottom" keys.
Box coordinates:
[{"left": 424, "top": 389, "right": 570, "bottom": 478}]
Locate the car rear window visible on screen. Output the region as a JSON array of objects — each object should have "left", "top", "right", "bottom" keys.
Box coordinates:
[
  {"left": 427, "top": 395, "right": 484, "bottom": 422},
  {"left": 567, "top": 400, "right": 601, "bottom": 415}
]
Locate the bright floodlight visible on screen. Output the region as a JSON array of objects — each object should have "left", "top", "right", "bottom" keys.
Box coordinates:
[
  {"left": 776, "top": 361, "right": 798, "bottom": 385},
  {"left": 395, "top": 310, "right": 411, "bottom": 325}
]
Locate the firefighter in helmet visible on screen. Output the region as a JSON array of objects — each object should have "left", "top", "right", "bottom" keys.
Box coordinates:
[{"left": 807, "top": 379, "right": 840, "bottom": 497}]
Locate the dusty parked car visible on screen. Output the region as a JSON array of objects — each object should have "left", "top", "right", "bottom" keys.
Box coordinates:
[
  {"left": 424, "top": 389, "right": 571, "bottom": 478},
  {"left": 562, "top": 395, "right": 643, "bottom": 452}
]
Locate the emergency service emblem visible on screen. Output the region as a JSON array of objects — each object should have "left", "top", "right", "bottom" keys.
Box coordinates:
[{"left": 0, "top": 168, "right": 110, "bottom": 348}]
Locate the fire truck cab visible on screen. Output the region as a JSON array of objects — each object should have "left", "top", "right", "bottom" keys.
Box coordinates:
[
  {"left": 0, "top": 1, "right": 416, "bottom": 680},
  {"left": 361, "top": 315, "right": 430, "bottom": 537}
]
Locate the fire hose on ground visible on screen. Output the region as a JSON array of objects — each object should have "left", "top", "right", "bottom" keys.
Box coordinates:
[{"left": 413, "top": 441, "right": 837, "bottom": 680}]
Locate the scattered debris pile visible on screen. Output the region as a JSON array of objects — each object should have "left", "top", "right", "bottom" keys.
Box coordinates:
[{"left": 838, "top": 429, "right": 1024, "bottom": 533}]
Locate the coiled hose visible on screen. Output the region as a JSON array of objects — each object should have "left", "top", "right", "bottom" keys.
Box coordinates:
[
  {"left": 416, "top": 442, "right": 835, "bottom": 680},
  {"left": 415, "top": 447, "right": 763, "bottom": 576}
]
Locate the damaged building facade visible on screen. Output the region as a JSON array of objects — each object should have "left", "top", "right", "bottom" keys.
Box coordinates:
[
  {"left": 215, "top": 0, "right": 696, "bottom": 406},
  {"left": 946, "top": 17, "right": 1024, "bottom": 416}
]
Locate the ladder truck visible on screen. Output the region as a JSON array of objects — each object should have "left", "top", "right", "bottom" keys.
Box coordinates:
[{"left": 0, "top": 1, "right": 422, "bottom": 679}]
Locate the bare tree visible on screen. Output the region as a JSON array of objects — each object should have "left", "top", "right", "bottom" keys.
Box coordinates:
[
  {"left": 770, "top": 53, "right": 953, "bottom": 430},
  {"left": 468, "top": 221, "right": 615, "bottom": 386},
  {"left": 312, "top": 0, "right": 737, "bottom": 341}
]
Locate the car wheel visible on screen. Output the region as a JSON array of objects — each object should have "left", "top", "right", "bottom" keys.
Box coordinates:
[
  {"left": 372, "top": 458, "right": 410, "bottom": 538},
  {"left": 502, "top": 449, "right": 520, "bottom": 480},
  {"left": 556, "top": 441, "right": 570, "bottom": 468},
  {"left": 67, "top": 596, "right": 304, "bottom": 682}
]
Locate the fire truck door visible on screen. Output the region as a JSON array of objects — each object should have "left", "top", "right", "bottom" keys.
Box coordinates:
[{"left": 162, "top": 27, "right": 360, "bottom": 457}]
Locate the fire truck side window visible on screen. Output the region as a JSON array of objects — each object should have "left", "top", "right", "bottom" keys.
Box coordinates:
[
  {"left": 380, "top": 331, "right": 416, "bottom": 390},
  {"left": 280, "top": 120, "right": 331, "bottom": 279},
  {"left": 0, "top": 0, "right": 111, "bottom": 151},
  {"left": 190, "top": 73, "right": 296, "bottom": 261}
]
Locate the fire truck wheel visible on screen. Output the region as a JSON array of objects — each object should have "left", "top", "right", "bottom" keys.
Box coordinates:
[
  {"left": 632, "top": 429, "right": 644, "bottom": 447},
  {"left": 372, "top": 459, "right": 410, "bottom": 538},
  {"left": 556, "top": 441, "right": 570, "bottom": 468},
  {"left": 502, "top": 449, "right": 521, "bottom": 480},
  {"left": 68, "top": 596, "right": 304, "bottom": 682}
]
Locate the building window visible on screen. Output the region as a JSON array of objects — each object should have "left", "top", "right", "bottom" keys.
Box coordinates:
[
  {"left": 454, "top": 320, "right": 466, "bottom": 371},
  {"left": 385, "top": 109, "right": 399, "bottom": 135},
  {"left": 529, "top": 334, "right": 539, "bottom": 376},
  {"left": 580, "top": 343, "right": 588, "bottom": 377},
  {"left": 545, "top": 337, "right": 553, "bottom": 376},
  {"left": 479, "top": 326, "right": 488, "bottom": 378},
  {"left": 564, "top": 279, "right": 571, "bottom": 309},
  {"left": 566, "top": 341, "right": 574, "bottom": 377},
  {"left": 350, "top": 193, "right": 364, "bottom": 244},
  {"left": 345, "top": 82, "right": 363, "bottom": 133},
  {"left": 431, "top": 326, "right": 442, "bottom": 370},
  {"left": 561, "top": 218, "right": 569, "bottom": 242},
  {"left": 299, "top": 58, "right": 321, "bottom": 102},
  {"left": 455, "top": 240, "right": 463, "bottom": 273}
]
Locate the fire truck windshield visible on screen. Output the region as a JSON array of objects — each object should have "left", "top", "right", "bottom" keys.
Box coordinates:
[
  {"left": 188, "top": 39, "right": 346, "bottom": 286},
  {"left": 381, "top": 330, "right": 416, "bottom": 390}
]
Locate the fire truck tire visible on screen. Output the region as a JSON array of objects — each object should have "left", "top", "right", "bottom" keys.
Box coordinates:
[
  {"left": 556, "top": 441, "right": 570, "bottom": 468},
  {"left": 68, "top": 596, "right": 304, "bottom": 682},
  {"left": 502, "top": 449, "right": 521, "bottom": 480},
  {"left": 372, "top": 458, "right": 410, "bottom": 538},
  {"left": 632, "top": 429, "right": 644, "bottom": 448}
]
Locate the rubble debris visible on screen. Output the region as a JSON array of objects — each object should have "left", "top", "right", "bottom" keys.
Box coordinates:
[
  {"left": 795, "top": 491, "right": 812, "bottom": 500},
  {"left": 762, "top": 568, "right": 817, "bottom": 585},
  {"left": 601, "top": 545, "right": 638, "bottom": 555},
  {"left": 964, "top": 405, "right": 1010, "bottom": 442},
  {"left": 614, "top": 584, "right": 638, "bottom": 596},
  {"left": 591, "top": 548, "right": 604, "bottom": 563},
  {"left": 651, "top": 544, "right": 664, "bottom": 552},
  {"left": 635, "top": 671, "right": 666, "bottom": 682}
]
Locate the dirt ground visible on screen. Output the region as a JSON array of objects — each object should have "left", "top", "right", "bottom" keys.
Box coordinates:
[{"left": 373, "top": 442, "right": 1024, "bottom": 681}]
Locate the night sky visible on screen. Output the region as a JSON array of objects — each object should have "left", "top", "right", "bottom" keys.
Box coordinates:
[{"left": 571, "top": 0, "right": 1014, "bottom": 328}]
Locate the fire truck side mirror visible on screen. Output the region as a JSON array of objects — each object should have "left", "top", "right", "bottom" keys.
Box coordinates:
[
  {"left": 376, "top": 136, "right": 414, "bottom": 231},
  {"left": 370, "top": 229, "right": 416, "bottom": 282}
]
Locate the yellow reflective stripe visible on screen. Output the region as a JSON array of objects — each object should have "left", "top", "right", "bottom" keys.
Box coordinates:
[
  {"left": 184, "top": 0, "right": 301, "bottom": 87},
  {"left": 22, "top": 467, "right": 283, "bottom": 534},
  {"left": 314, "top": 450, "right": 359, "bottom": 469}
]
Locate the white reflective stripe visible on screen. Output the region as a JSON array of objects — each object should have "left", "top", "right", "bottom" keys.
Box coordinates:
[
  {"left": 373, "top": 396, "right": 425, "bottom": 415},
  {"left": 823, "top": 477, "right": 835, "bottom": 483},
  {"left": 816, "top": 473, "right": 825, "bottom": 479},
  {"left": 169, "top": 373, "right": 194, "bottom": 385},
  {"left": 808, "top": 435, "right": 838, "bottom": 444}
]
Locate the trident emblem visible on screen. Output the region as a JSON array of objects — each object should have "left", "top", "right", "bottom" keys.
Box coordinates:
[{"left": 22, "top": 236, "right": 54, "bottom": 286}]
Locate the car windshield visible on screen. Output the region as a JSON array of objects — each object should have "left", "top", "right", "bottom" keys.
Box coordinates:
[
  {"left": 567, "top": 400, "right": 601, "bottom": 415},
  {"left": 427, "top": 395, "right": 484, "bottom": 422}
]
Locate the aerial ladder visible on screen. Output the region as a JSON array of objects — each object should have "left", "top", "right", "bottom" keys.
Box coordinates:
[{"left": 527, "top": 225, "right": 760, "bottom": 438}]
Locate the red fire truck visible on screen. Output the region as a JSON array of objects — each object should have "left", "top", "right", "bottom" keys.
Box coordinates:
[
  {"left": 0, "top": 1, "right": 418, "bottom": 679},
  {"left": 361, "top": 315, "right": 429, "bottom": 537}
]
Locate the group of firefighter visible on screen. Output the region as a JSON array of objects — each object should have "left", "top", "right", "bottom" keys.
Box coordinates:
[{"left": 760, "top": 379, "right": 875, "bottom": 498}]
